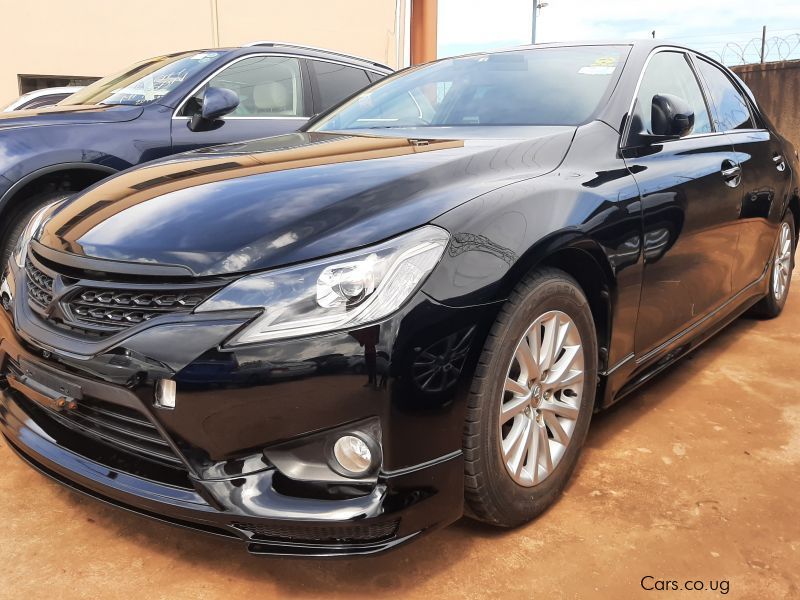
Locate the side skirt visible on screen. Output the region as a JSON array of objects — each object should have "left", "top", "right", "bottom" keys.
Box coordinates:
[{"left": 600, "top": 268, "right": 768, "bottom": 408}]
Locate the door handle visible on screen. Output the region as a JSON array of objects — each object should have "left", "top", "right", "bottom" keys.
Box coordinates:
[
  {"left": 721, "top": 160, "right": 742, "bottom": 187},
  {"left": 773, "top": 154, "right": 786, "bottom": 172},
  {"left": 721, "top": 165, "right": 741, "bottom": 178}
]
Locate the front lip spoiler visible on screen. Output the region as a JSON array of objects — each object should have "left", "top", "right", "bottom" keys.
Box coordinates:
[
  {"left": 4, "top": 435, "right": 421, "bottom": 557},
  {"left": 3, "top": 434, "right": 239, "bottom": 540},
  {"left": 0, "top": 385, "right": 461, "bottom": 557}
]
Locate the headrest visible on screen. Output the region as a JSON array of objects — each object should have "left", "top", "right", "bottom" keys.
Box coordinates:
[{"left": 252, "top": 81, "right": 290, "bottom": 113}]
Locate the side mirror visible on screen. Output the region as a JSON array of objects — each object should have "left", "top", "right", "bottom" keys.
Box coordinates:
[
  {"left": 188, "top": 87, "right": 239, "bottom": 132},
  {"left": 626, "top": 93, "right": 695, "bottom": 148},
  {"left": 650, "top": 93, "right": 694, "bottom": 139}
]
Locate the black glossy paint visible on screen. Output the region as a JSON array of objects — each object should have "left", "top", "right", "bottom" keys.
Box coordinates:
[
  {"left": 0, "top": 40, "right": 798, "bottom": 557},
  {"left": 39, "top": 129, "right": 574, "bottom": 275}
]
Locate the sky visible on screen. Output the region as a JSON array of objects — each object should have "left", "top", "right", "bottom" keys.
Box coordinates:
[{"left": 437, "top": 0, "right": 800, "bottom": 64}]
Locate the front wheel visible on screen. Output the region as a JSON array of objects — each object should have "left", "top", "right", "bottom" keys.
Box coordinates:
[
  {"left": 463, "top": 268, "right": 598, "bottom": 527},
  {"left": 751, "top": 210, "right": 795, "bottom": 319}
]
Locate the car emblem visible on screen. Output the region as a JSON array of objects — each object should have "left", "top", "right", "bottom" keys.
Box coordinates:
[{"left": 45, "top": 274, "right": 74, "bottom": 319}]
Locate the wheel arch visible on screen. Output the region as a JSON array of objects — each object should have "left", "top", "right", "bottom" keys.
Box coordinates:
[
  {"left": 500, "top": 232, "right": 617, "bottom": 374},
  {"left": 0, "top": 162, "right": 117, "bottom": 237}
]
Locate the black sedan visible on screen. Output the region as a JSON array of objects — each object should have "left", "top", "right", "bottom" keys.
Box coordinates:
[{"left": 0, "top": 40, "right": 797, "bottom": 557}]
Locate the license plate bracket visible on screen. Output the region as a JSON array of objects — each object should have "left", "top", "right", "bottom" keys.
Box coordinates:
[{"left": 14, "top": 359, "right": 83, "bottom": 412}]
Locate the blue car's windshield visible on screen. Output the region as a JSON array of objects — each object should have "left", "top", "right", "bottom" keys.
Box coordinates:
[
  {"left": 60, "top": 51, "right": 223, "bottom": 107},
  {"left": 311, "top": 45, "right": 629, "bottom": 131}
]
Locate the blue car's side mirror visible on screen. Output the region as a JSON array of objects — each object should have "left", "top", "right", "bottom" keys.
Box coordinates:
[{"left": 188, "top": 87, "right": 239, "bottom": 132}]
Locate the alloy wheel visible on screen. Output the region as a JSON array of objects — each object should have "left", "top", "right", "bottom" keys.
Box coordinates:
[
  {"left": 773, "top": 221, "right": 792, "bottom": 300},
  {"left": 499, "top": 310, "right": 585, "bottom": 487}
]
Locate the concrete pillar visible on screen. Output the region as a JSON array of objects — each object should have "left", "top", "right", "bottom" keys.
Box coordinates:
[{"left": 410, "top": 0, "right": 438, "bottom": 65}]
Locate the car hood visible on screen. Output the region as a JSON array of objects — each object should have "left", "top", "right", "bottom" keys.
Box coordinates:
[
  {"left": 0, "top": 104, "right": 143, "bottom": 130},
  {"left": 38, "top": 129, "right": 575, "bottom": 276}
]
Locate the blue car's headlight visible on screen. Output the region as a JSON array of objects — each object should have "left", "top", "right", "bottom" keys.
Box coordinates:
[{"left": 196, "top": 225, "right": 450, "bottom": 345}]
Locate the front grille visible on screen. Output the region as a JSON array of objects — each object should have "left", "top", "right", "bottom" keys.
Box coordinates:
[
  {"left": 25, "top": 259, "right": 54, "bottom": 310},
  {"left": 231, "top": 519, "right": 400, "bottom": 544},
  {"left": 66, "top": 286, "right": 219, "bottom": 331},
  {"left": 23, "top": 253, "right": 222, "bottom": 338}
]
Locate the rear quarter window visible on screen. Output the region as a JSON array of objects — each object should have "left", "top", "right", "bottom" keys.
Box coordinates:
[{"left": 309, "top": 60, "right": 371, "bottom": 113}]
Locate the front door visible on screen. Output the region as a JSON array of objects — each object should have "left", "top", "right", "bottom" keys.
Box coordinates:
[
  {"left": 171, "top": 55, "right": 309, "bottom": 153},
  {"left": 624, "top": 50, "right": 743, "bottom": 356}
]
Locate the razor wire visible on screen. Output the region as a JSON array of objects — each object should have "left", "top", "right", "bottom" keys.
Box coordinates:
[{"left": 692, "top": 32, "right": 800, "bottom": 66}]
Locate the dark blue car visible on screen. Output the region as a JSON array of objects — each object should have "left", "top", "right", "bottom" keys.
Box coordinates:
[{"left": 0, "top": 42, "right": 392, "bottom": 266}]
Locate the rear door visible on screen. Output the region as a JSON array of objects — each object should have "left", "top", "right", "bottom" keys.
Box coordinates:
[
  {"left": 623, "top": 50, "right": 743, "bottom": 357},
  {"left": 171, "top": 54, "right": 310, "bottom": 152},
  {"left": 693, "top": 56, "right": 793, "bottom": 292}
]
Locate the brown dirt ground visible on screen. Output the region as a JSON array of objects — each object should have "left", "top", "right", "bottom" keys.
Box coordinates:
[{"left": 1, "top": 271, "right": 799, "bottom": 600}]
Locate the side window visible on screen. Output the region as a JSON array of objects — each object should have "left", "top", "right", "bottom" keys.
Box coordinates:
[
  {"left": 181, "top": 56, "right": 304, "bottom": 118},
  {"left": 694, "top": 59, "right": 755, "bottom": 131},
  {"left": 635, "top": 51, "right": 712, "bottom": 136},
  {"left": 309, "top": 61, "right": 371, "bottom": 113}
]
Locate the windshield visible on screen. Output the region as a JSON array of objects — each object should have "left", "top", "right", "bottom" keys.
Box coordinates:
[
  {"left": 61, "top": 51, "right": 224, "bottom": 107},
  {"left": 312, "top": 46, "right": 629, "bottom": 131}
]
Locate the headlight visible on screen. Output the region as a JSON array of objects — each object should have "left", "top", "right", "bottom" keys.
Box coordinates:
[
  {"left": 196, "top": 225, "right": 450, "bottom": 345},
  {"left": 13, "top": 202, "right": 61, "bottom": 269}
]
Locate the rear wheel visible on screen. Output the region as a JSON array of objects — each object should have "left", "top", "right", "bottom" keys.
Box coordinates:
[
  {"left": 0, "top": 191, "right": 66, "bottom": 270},
  {"left": 751, "top": 210, "right": 795, "bottom": 319},
  {"left": 464, "top": 268, "right": 598, "bottom": 527}
]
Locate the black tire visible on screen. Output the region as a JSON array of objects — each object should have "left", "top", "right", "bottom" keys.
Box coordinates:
[
  {"left": 750, "top": 209, "right": 795, "bottom": 319},
  {"left": 0, "top": 191, "right": 66, "bottom": 270},
  {"left": 464, "top": 267, "right": 598, "bottom": 527}
]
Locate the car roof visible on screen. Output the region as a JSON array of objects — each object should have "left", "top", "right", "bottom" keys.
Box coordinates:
[
  {"left": 163, "top": 44, "right": 393, "bottom": 74},
  {"left": 443, "top": 39, "right": 727, "bottom": 70}
]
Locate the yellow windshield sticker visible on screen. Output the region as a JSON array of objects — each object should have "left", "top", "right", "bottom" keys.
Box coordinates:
[{"left": 579, "top": 57, "right": 618, "bottom": 75}]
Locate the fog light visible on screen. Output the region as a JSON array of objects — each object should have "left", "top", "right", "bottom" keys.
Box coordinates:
[
  {"left": 154, "top": 379, "right": 177, "bottom": 409},
  {"left": 333, "top": 435, "right": 373, "bottom": 474}
]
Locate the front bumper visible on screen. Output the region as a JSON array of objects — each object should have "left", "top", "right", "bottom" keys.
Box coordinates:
[
  {"left": 1, "top": 384, "right": 463, "bottom": 556},
  {"left": 0, "top": 259, "right": 495, "bottom": 556}
]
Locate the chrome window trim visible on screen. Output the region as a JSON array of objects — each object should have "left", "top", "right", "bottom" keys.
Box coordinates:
[
  {"left": 620, "top": 46, "right": 717, "bottom": 148},
  {"left": 172, "top": 53, "right": 386, "bottom": 121},
  {"left": 172, "top": 53, "right": 305, "bottom": 120},
  {"left": 172, "top": 115, "right": 309, "bottom": 121},
  {"left": 621, "top": 46, "right": 769, "bottom": 149},
  {"left": 683, "top": 51, "right": 716, "bottom": 134},
  {"left": 242, "top": 40, "right": 392, "bottom": 71},
  {"left": 692, "top": 55, "right": 764, "bottom": 134}
]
